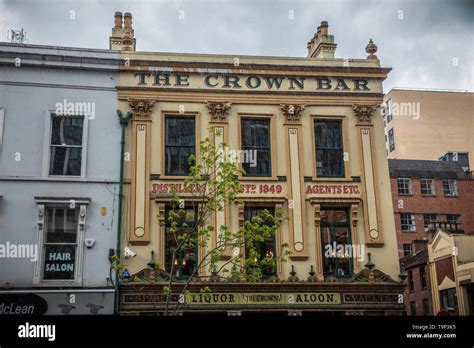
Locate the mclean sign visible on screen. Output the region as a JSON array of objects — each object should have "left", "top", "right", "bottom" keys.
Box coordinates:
[{"left": 133, "top": 72, "right": 373, "bottom": 92}]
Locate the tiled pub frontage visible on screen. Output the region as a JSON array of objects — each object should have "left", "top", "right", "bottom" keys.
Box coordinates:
[{"left": 111, "top": 13, "right": 405, "bottom": 315}]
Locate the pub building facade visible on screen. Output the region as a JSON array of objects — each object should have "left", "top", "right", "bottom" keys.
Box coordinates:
[{"left": 112, "top": 12, "right": 405, "bottom": 315}]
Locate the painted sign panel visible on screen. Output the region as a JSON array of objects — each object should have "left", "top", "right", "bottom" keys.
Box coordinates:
[{"left": 186, "top": 292, "right": 341, "bottom": 306}]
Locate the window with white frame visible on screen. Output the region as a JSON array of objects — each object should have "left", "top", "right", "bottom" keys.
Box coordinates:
[
  {"left": 388, "top": 128, "right": 395, "bottom": 152},
  {"left": 49, "top": 115, "right": 84, "bottom": 176},
  {"left": 420, "top": 178, "right": 436, "bottom": 196},
  {"left": 400, "top": 213, "right": 416, "bottom": 232},
  {"left": 403, "top": 243, "right": 413, "bottom": 256},
  {"left": 443, "top": 179, "right": 458, "bottom": 197},
  {"left": 34, "top": 198, "right": 89, "bottom": 285},
  {"left": 0, "top": 107, "right": 5, "bottom": 154},
  {"left": 386, "top": 99, "right": 393, "bottom": 123},
  {"left": 423, "top": 213, "right": 437, "bottom": 231},
  {"left": 397, "top": 178, "right": 413, "bottom": 195}
]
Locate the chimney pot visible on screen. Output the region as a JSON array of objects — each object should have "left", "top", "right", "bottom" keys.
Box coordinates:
[
  {"left": 124, "top": 12, "right": 132, "bottom": 29},
  {"left": 114, "top": 12, "right": 123, "bottom": 29},
  {"left": 320, "top": 21, "right": 329, "bottom": 35}
]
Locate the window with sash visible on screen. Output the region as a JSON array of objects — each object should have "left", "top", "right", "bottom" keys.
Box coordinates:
[
  {"left": 241, "top": 118, "right": 271, "bottom": 177},
  {"left": 49, "top": 115, "right": 84, "bottom": 176},
  {"left": 443, "top": 179, "right": 458, "bottom": 196},
  {"left": 314, "top": 120, "right": 345, "bottom": 178},
  {"left": 420, "top": 178, "right": 435, "bottom": 196},
  {"left": 397, "top": 178, "right": 412, "bottom": 195},
  {"left": 164, "top": 116, "right": 196, "bottom": 175},
  {"left": 401, "top": 213, "right": 416, "bottom": 232}
]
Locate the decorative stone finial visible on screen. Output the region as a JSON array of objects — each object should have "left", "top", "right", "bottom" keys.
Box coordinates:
[{"left": 365, "top": 38, "right": 378, "bottom": 60}]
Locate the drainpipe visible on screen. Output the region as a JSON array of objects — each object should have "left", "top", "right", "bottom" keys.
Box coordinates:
[{"left": 115, "top": 110, "right": 132, "bottom": 314}]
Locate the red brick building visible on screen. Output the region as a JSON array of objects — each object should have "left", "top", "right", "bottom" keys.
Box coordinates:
[
  {"left": 399, "top": 239, "right": 432, "bottom": 315},
  {"left": 389, "top": 159, "right": 474, "bottom": 258},
  {"left": 389, "top": 158, "right": 474, "bottom": 315}
]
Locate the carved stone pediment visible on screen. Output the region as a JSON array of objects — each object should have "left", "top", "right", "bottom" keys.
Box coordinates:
[
  {"left": 126, "top": 267, "right": 170, "bottom": 283},
  {"left": 352, "top": 104, "right": 379, "bottom": 123},
  {"left": 206, "top": 101, "right": 232, "bottom": 122},
  {"left": 349, "top": 268, "right": 397, "bottom": 284},
  {"left": 128, "top": 98, "right": 156, "bottom": 119},
  {"left": 280, "top": 104, "right": 306, "bottom": 123}
]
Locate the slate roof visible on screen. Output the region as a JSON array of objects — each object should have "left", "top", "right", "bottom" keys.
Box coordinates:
[
  {"left": 400, "top": 249, "right": 428, "bottom": 270},
  {"left": 388, "top": 159, "right": 468, "bottom": 179}
]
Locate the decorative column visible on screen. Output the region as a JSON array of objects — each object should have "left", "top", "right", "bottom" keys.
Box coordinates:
[
  {"left": 350, "top": 203, "right": 362, "bottom": 272},
  {"left": 313, "top": 203, "right": 323, "bottom": 278},
  {"left": 352, "top": 104, "right": 384, "bottom": 246},
  {"left": 206, "top": 101, "right": 232, "bottom": 259},
  {"left": 128, "top": 98, "right": 155, "bottom": 244},
  {"left": 281, "top": 104, "right": 308, "bottom": 259}
]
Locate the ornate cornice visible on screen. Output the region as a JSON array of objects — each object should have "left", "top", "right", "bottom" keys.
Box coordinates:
[
  {"left": 128, "top": 98, "right": 156, "bottom": 119},
  {"left": 351, "top": 104, "right": 379, "bottom": 123},
  {"left": 280, "top": 104, "right": 306, "bottom": 123},
  {"left": 205, "top": 101, "right": 232, "bottom": 122}
]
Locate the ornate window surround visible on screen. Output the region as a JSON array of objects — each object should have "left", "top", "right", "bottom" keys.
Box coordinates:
[{"left": 33, "top": 197, "right": 90, "bottom": 287}]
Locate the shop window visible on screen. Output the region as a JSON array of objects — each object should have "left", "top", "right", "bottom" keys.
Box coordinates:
[
  {"left": 397, "top": 178, "right": 412, "bottom": 195},
  {"left": 320, "top": 209, "right": 352, "bottom": 278},
  {"left": 241, "top": 118, "right": 271, "bottom": 177},
  {"left": 443, "top": 179, "right": 458, "bottom": 197},
  {"left": 49, "top": 115, "right": 84, "bottom": 176},
  {"left": 43, "top": 207, "right": 79, "bottom": 280},
  {"left": 420, "top": 178, "right": 435, "bottom": 196},
  {"left": 400, "top": 213, "right": 416, "bottom": 232},
  {"left": 34, "top": 198, "right": 89, "bottom": 286},
  {"left": 314, "top": 120, "right": 344, "bottom": 178},
  {"left": 440, "top": 288, "right": 457, "bottom": 310},
  {"left": 244, "top": 206, "right": 276, "bottom": 277},
  {"left": 164, "top": 206, "right": 198, "bottom": 279},
  {"left": 164, "top": 116, "right": 195, "bottom": 175},
  {"left": 403, "top": 244, "right": 413, "bottom": 256},
  {"left": 420, "top": 266, "right": 427, "bottom": 289}
]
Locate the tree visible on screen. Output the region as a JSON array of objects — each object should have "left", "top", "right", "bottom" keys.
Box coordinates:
[{"left": 159, "top": 129, "right": 290, "bottom": 315}]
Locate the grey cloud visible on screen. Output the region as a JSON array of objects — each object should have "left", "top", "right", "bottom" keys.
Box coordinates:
[{"left": 1, "top": 0, "right": 472, "bottom": 91}]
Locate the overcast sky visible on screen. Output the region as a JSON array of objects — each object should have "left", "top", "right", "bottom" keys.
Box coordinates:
[{"left": 1, "top": 0, "right": 472, "bottom": 92}]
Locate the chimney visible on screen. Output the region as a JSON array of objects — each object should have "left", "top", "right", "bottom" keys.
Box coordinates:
[
  {"left": 109, "top": 11, "right": 136, "bottom": 51},
  {"left": 307, "top": 21, "right": 337, "bottom": 59},
  {"left": 412, "top": 238, "right": 429, "bottom": 254}
]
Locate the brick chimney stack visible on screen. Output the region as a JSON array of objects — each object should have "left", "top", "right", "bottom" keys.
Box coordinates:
[
  {"left": 307, "top": 21, "right": 337, "bottom": 59},
  {"left": 412, "top": 238, "right": 429, "bottom": 254},
  {"left": 109, "top": 11, "right": 136, "bottom": 51}
]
